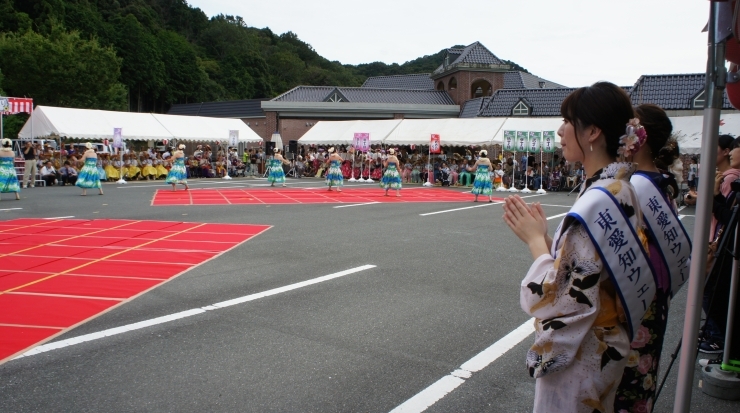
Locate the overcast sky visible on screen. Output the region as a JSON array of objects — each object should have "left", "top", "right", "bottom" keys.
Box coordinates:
[{"left": 186, "top": 0, "right": 710, "bottom": 88}]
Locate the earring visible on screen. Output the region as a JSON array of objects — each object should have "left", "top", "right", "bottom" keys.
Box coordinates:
[{"left": 590, "top": 144, "right": 593, "bottom": 152}]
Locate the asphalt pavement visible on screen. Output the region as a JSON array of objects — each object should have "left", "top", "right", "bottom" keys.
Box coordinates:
[{"left": 0, "top": 177, "right": 735, "bottom": 412}]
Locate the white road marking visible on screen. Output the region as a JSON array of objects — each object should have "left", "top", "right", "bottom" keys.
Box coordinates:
[
  {"left": 547, "top": 212, "right": 568, "bottom": 220},
  {"left": 333, "top": 202, "right": 380, "bottom": 208},
  {"left": 0, "top": 208, "right": 22, "bottom": 211},
  {"left": 42, "top": 216, "right": 75, "bottom": 219},
  {"left": 389, "top": 319, "right": 535, "bottom": 413},
  {"left": 538, "top": 204, "right": 572, "bottom": 208},
  {"left": 419, "top": 194, "right": 544, "bottom": 216},
  {"left": 14, "top": 265, "right": 376, "bottom": 360},
  {"left": 118, "top": 181, "right": 247, "bottom": 189}
]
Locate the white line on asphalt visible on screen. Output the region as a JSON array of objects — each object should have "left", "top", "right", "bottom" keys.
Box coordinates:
[
  {"left": 419, "top": 194, "right": 544, "bottom": 216},
  {"left": 42, "top": 216, "right": 75, "bottom": 219},
  {"left": 14, "top": 264, "right": 376, "bottom": 360},
  {"left": 547, "top": 212, "right": 568, "bottom": 220},
  {"left": 333, "top": 202, "right": 381, "bottom": 208},
  {"left": 389, "top": 319, "right": 535, "bottom": 413},
  {"left": 0, "top": 208, "right": 22, "bottom": 211},
  {"left": 538, "top": 204, "right": 572, "bottom": 208},
  {"left": 117, "top": 181, "right": 247, "bottom": 189}
]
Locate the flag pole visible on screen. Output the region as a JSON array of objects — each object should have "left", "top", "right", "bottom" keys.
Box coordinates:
[
  {"left": 423, "top": 142, "right": 433, "bottom": 187},
  {"left": 537, "top": 133, "right": 547, "bottom": 194}
]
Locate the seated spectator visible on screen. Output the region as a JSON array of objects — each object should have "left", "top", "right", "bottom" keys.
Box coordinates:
[
  {"left": 40, "top": 161, "right": 59, "bottom": 186},
  {"left": 59, "top": 161, "right": 78, "bottom": 186},
  {"left": 295, "top": 156, "right": 306, "bottom": 178}
]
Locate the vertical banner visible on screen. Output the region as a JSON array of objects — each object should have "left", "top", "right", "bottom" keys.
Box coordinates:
[
  {"left": 528, "top": 131, "right": 541, "bottom": 152},
  {"left": 542, "top": 131, "right": 556, "bottom": 153},
  {"left": 353, "top": 132, "right": 370, "bottom": 153},
  {"left": 430, "top": 134, "right": 441, "bottom": 154},
  {"left": 503, "top": 130, "right": 516, "bottom": 151},
  {"left": 516, "top": 131, "right": 528, "bottom": 152},
  {"left": 113, "top": 128, "right": 123, "bottom": 148},
  {"left": 228, "top": 130, "right": 239, "bottom": 147}
]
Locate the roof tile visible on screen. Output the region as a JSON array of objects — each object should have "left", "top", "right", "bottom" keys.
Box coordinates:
[{"left": 361, "top": 74, "right": 434, "bottom": 90}]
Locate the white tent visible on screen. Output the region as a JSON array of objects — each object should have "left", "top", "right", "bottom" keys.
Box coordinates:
[
  {"left": 298, "top": 119, "right": 402, "bottom": 145},
  {"left": 18, "top": 106, "right": 262, "bottom": 143},
  {"left": 384, "top": 118, "right": 506, "bottom": 146}
]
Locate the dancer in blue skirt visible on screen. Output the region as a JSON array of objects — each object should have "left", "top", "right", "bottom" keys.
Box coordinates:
[
  {"left": 165, "top": 144, "right": 189, "bottom": 191},
  {"left": 75, "top": 142, "right": 104, "bottom": 196},
  {"left": 268, "top": 148, "right": 289, "bottom": 187},
  {"left": 468, "top": 150, "right": 493, "bottom": 202},
  {"left": 380, "top": 148, "right": 402, "bottom": 197},
  {"left": 324, "top": 147, "right": 343, "bottom": 192},
  {"left": 0, "top": 139, "right": 20, "bottom": 200}
]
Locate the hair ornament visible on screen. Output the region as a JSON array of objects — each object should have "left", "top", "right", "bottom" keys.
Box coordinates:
[
  {"left": 617, "top": 118, "right": 648, "bottom": 158},
  {"left": 479, "top": 150, "right": 487, "bottom": 156},
  {"left": 328, "top": 147, "right": 335, "bottom": 153},
  {"left": 1, "top": 138, "right": 11, "bottom": 147},
  {"left": 273, "top": 148, "right": 278, "bottom": 153},
  {"left": 85, "top": 142, "right": 93, "bottom": 149},
  {"left": 178, "top": 144, "right": 186, "bottom": 150},
  {"left": 388, "top": 148, "right": 395, "bottom": 155}
]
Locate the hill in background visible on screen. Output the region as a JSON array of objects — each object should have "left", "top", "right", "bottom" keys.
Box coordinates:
[{"left": 0, "top": 0, "right": 528, "bottom": 138}]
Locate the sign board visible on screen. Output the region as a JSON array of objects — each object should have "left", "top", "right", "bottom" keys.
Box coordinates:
[
  {"left": 516, "top": 131, "right": 528, "bottom": 152},
  {"left": 503, "top": 130, "right": 516, "bottom": 151},
  {"left": 430, "top": 134, "right": 441, "bottom": 154},
  {"left": 113, "top": 128, "right": 123, "bottom": 149},
  {"left": 528, "top": 131, "right": 541, "bottom": 152},
  {"left": 542, "top": 131, "right": 556, "bottom": 153},
  {"left": 353, "top": 132, "right": 370, "bottom": 152}
]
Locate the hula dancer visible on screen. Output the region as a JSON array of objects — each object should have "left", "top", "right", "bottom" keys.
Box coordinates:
[
  {"left": 324, "top": 147, "right": 343, "bottom": 191},
  {"left": 75, "top": 142, "right": 104, "bottom": 196},
  {"left": 380, "top": 148, "right": 402, "bottom": 196},
  {"left": 165, "top": 144, "right": 189, "bottom": 191},
  {"left": 0, "top": 139, "right": 20, "bottom": 200},
  {"left": 468, "top": 150, "right": 493, "bottom": 202},
  {"left": 268, "top": 148, "right": 289, "bottom": 187}
]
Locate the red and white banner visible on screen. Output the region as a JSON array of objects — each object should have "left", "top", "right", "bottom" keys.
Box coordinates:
[
  {"left": 430, "top": 134, "right": 441, "bottom": 154},
  {"left": 0, "top": 97, "right": 33, "bottom": 115}
]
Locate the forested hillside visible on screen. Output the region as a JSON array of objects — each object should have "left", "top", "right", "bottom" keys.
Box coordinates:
[{"left": 0, "top": 0, "right": 527, "bottom": 137}]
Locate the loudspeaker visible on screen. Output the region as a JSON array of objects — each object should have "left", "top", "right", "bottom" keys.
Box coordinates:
[
  {"left": 289, "top": 140, "right": 298, "bottom": 154},
  {"left": 265, "top": 141, "right": 276, "bottom": 154}
]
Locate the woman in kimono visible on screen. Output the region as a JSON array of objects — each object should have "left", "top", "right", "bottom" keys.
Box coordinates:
[
  {"left": 503, "top": 82, "right": 649, "bottom": 413},
  {"left": 324, "top": 147, "right": 344, "bottom": 191},
  {"left": 613, "top": 105, "right": 689, "bottom": 411},
  {"left": 467, "top": 150, "right": 494, "bottom": 202}
]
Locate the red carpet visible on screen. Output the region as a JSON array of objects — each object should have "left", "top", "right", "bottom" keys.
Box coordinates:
[
  {"left": 0, "top": 218, "right": 270, "bottom": 364},
  {"left": 152, "top": 187, "right": 504, "bottom": 206}
]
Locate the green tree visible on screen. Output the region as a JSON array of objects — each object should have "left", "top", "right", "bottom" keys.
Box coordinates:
[
  {"left": 156, "top": 29, "right": 207, "bottom": 105},
  {"left": 111, "top": 14, "right": 165, "bottom": 111},
  {"left": 0, "top": 26, "right": 126, "bottom": 110}
]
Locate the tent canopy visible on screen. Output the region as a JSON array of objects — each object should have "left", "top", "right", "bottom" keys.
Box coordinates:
[
  {"left": 18, "top": 106, "right": 262, "bottom": 143},
  {"left": 298, "top": 119, "right": 402, "bottom": 145},
  {"left": 384, "top": 118, "right": 506, "bottom": 146}
]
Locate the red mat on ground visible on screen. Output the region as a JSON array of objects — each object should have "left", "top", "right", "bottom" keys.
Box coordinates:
[
  {"left": 0, "top": 218, "right": 270, "bottom": 364},
  {"left": 152, "top": 187, "right": 504, "bottom": 206}
]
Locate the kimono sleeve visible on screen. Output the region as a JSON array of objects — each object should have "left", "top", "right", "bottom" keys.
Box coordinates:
[{"left": 519, "top": 223, "right": 606, "bottom": 378}]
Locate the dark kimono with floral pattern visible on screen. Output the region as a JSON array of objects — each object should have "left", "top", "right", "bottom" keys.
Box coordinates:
[{"left": 614, "top": 171, "right": 678, "bottom": 413}]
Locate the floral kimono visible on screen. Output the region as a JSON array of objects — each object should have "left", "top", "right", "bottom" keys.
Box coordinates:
[{"left": 521, "top": 162, "right": 647, "bottom": 413}]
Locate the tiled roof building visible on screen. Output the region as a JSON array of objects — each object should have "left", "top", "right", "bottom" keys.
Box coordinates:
[
  {"left": 629, "top": 73, "right": 733, "bottom": 111},
  {"left": 361, "top": 74, "right": 434, "bottom": 90},
  {"left": 168, "top": 41, "right": 734, "bottom": 141},
  {"left": 272, "top": 86, "right": 454, "bottom": 105}
]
